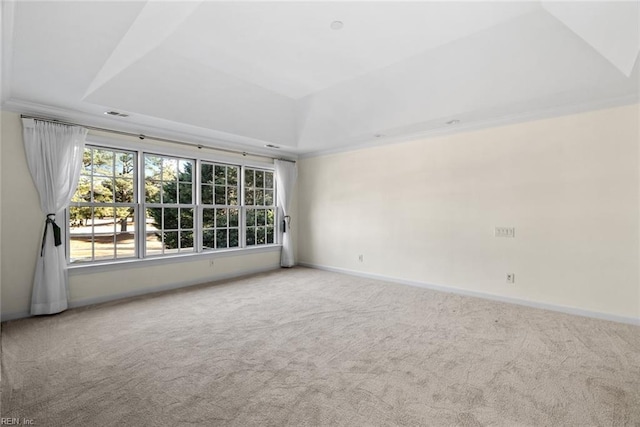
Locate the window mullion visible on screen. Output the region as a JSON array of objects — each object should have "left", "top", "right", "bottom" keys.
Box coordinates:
[
  {"left": 138, "top": 151, "right": 146, "bottom": 259},
  {"left": 195, "top": 158, "right": 202, "bottom": 253},
  {"left": 240, "top": 166, "right": 246, "bottom": 249}
]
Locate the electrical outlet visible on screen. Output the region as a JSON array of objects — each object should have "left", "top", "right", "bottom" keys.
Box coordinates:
[
  {"left": 358, "top": 254, "right": 364, "bottom": 262},
  {"left": 506, "top": 273, "right": 515, "bottom": 284},
  {"left": 495, "top": 227, "right": 515, "bottom": 238}
]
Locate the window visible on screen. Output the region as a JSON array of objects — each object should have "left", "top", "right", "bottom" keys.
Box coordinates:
[
  {"left": 144, "top": 155, "right": 195, "bottom": 255},
  {"left": 69, "top": 147, "right": 137, "bottom": 262},
  {"left": 244, "top": 168, "right": 275, "bottom": 246},
  {"left": 68, "top": 144, "right": 277, "bottom": 265},
  {"left": 201, "top": 162, "right": 240, "bottom": 250}
]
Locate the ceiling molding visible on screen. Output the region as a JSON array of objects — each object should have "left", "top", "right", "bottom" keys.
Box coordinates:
[
  {"left": 2, "top": 98, "right": 299, "bottom": 160},
  {"left": 299, "top": 93, "right": 640, "bottom": 160}
]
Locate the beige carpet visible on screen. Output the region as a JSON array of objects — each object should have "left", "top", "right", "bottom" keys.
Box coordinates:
[{"left": 2, "top": 267, "right": 639, "bottom": 426}]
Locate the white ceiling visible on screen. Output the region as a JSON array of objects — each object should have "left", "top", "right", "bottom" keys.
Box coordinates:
[{"left": 2, "top": 1, "right": 639, "bottom": 157}]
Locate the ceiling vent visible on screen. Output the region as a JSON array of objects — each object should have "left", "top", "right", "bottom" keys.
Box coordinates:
[{"left": 104, "top": 111, "right": 129, "bottom": 118}]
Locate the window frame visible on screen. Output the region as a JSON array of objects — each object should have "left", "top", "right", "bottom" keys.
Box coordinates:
[
  {"left": 66, "top": 135, "right": 280, "bottom": 272},
  {"left": 242, "top": 166, "right": 277, "bottom": 247},
  {"left": 200, "top": 160, "right": 242, "bottom": 251},
  {"left": 67, "top": 146, "right": 140, "bottom": 263}
]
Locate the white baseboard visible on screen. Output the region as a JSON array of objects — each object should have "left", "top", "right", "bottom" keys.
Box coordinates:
[
  {"left": 298, "top": 262, "right": 640, "bottom": 327},
  {"left": 1, "top": 310, "right": 31, "bottom": 322},
  {"left": 1, "top": 265, "right": 280, "bottom": 323}
]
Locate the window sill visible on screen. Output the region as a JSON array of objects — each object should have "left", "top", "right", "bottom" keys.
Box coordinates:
[{"left": 68, "top": 244, "right": 282, "bottom": 275}]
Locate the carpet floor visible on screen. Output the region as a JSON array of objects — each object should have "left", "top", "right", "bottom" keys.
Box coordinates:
[{"left": 1, "top": 267, "right": 639, "bottom": 426}]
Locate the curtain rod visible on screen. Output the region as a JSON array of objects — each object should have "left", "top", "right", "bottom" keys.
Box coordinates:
[{"left": 20, "top": 114, "right": 296, "bottom": 163}]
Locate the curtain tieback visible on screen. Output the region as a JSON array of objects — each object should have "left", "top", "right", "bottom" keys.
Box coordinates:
[
  {"left": 282, "top": 215, "right": 291, "bottom": 233},
  {"left": 41, "top": 213, "right": 62, "bottom": 256}
]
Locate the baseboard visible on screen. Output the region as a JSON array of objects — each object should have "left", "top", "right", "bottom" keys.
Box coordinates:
[
  {"left": 1, "top": 265, "right": 280, "bottom": 323},
  {"left": 298, "top": 262, "right": 640, "bottom": 327},
  {"left": 1, "top": 310, "right": 31, "bottom": 322}
]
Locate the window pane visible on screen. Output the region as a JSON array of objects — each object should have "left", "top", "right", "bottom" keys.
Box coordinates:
[
  {"left": 94, "top": 234, "right": 115, "bottom": 261},
  {"left": 93, "top": 149, "right": 114, "bottom": 176},
  {"left": 164, "top": 231, "right": 179, "bottom": 251},
  {"left": 180, "top": 231, "right": 194, "bottom": 251},
  {"left": 255, "top": 170, "right": 264, "bottom": 188},
  {"left": 69, "top": 206, "right": 93, "bottom": 262},
  {"left": 266, "top": 209, "right": 275, "bottom": 226},
  {"left": 116, "top": 231, "right": 136, "bottom": 259},
  {"left": 214, "top": 186, "right": 226, "bottom": 205},
  {"left": 83, "top": 149, "right": 93, "bottom": 174},
  {"left": 201, "top": 185, "right": 213, "bottom": 205},
  {"left": 145, "top": 181, "right": 161, "bottom": 203},
  {"left": 94, "top": 178, "right": 114, "bottom": 203},
  {"left": 245, "top": 170, "right": 254, "bottom": 187},
  {"left": 216, "top": 229, "right": 228, "bottom": 248},
  {"left": 162, "top": 183, "right": 177, "bottom": 204},
  {"left": 256, "top": 209, "right": 266, "bottom": 226},
  {"left": 246, "top": 227, "right": 256, "bottom": 246},
  {"left": 255, "top": 189, "right": 264, "bottom": 205},
  {"left": 256, "top": 226, "right": 266, "bottom": 245},
  {"left": 201, "top": 163, "right": 213, "bottom": 184},
  {"left": 164, "top": 208, "right": 178, "bottom": 230},
  {"left": 114, "top": 207, "right": 134, "bottom": 232},
  {"left": 264, "top": 190, "right": 273, "bottom": 206},
  {"left": 266, "top": 226, "right": 274, "bottom": 244},
  {"left": 246, "top": 209, "right": 256, "bottom": 226},
  {"left": 215, "top": 165, "right": 226, "bottom": 185},
  {"left": 216, "top": 208, "right": 227, "bottom": 227},
  {"left": 227, "top": 167, "right": 238, "bottom": 186},
  {"left": 179, "top": 183, "right": 192, "bottom": 204},
  {"left": 203, "top": 230, "right": 215, "bottom": 250},
  {"left": 70, "top": 206, "right": 90, "bottom": 228},
  {"left": 115, "top": 179, "right": 134, "bottom": 203},
  {"left": 203, "top": 208, "right": 215, "bottom": 228},
  {"left": 245, "top": 189, "right": 254, "bottom": 205},
  {"left": 145, "top": 155, "right": 162, "bottom": 180},
  {"left": 179, "top": 160, "right": 193, "bottom": 182},
  {"left": 265, "top": 172, "right": 274, "bottom": 189},
  {"left": 227, "top": 186, "right": 238, "bottom": 205},
  {"left": 163, "top": 158, "right": 178, "bottom": 181},
  {"left": 146, "top": 208, "right": 162, "bottom": 232},
  {"left": 146, "top": 232, "right": 163, "bottom": 256},
  {"left": 115, "top": 153, "right": 134, "bottom": 178},
  {"left": 73, "top": 176, "right": 91, "bottom": 203},
  {"left": 229, "top": 229, "right": 239, "bottom": 247},
  {"left": 180, "top": 208, "right": 193, "bottom": 229},
  {"left": 229, "top": 208, "right": 239, "bottom": 227}
]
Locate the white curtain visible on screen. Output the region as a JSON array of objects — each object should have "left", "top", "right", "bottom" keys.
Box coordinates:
[
  {"left": 22, "top": 118, "right": 87, "bottom": 315},
  {"left": 275, "top": 160, "right": 297, "bottom": 267}
]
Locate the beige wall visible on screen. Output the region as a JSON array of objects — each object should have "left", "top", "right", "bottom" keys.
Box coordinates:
[
  {"left": 0, "top": 111, "right": 285, "bottom": 319},
  {"left": 298, "top": 104, "right": 640, "bottom": 321}
]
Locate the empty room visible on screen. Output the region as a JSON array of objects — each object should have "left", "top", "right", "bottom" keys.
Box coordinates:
[{"left": 1, "top": 1, "right": 639, "bottom": 426}]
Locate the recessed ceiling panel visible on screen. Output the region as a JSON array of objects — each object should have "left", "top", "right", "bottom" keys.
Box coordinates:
[
  {"left": 164, "top": 1, "right": 540, "bottom": 99},
  {"left": 84, "top": 45, "right": 298, "bottom": 146},
  {"left": 11, "top": 1, "right": 145, "bottom": 102},
  {"left": 542, "top": 1, "right": 640, "bottom": 77},
  {"left": 296, "top": 9, "right": 639, "bottom": 151},
  {"left": 84, "top": 0, "right": 203, "bottom": 98}
]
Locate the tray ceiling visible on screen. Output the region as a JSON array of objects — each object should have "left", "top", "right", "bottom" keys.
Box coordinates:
[{"left": 2, "top": 1, "right": 639, "bottom": 156}]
